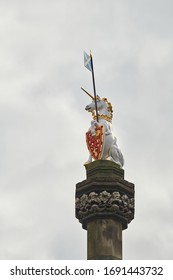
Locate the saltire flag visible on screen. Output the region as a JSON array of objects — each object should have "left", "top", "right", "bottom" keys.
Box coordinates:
[{"left": 84, "top": 51, "right": 93, "bottom": 72}]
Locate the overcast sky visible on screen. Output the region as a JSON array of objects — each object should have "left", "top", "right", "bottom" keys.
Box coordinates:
[{"left": 0, "top": 0, "right": 173, "bottom": 260}]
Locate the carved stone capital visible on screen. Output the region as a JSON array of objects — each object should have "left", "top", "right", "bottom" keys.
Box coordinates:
[
  {"left": 75, "top": 161, "right": 135, "bottom": 230},
  {"left": 76, "top": 190, "right": 134, "bottom": 230}
]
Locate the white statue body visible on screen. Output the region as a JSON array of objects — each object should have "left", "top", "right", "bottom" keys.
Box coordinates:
[{"left": 85, "top": 95, "right": 124, "bottom": 167}]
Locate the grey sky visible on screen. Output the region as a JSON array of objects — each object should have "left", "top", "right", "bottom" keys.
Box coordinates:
[{"left": 0, "top": 0, "right": 173, "bottom": 259}]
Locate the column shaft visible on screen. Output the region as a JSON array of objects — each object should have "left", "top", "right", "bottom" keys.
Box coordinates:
[{"left": 87, "top": 219, "right": 122, "bottom": 260}]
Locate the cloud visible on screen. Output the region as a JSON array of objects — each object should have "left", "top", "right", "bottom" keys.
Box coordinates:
[{"left": 0, "top": 0, "right": 173, "bottom": 260}]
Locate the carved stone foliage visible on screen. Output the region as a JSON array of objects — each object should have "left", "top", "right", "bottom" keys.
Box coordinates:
[{"left": 76, "top": 191, "right": 134, "bottom": 225}]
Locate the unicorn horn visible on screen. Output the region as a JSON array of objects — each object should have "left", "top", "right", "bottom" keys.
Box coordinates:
[{"left": 81, "top": 87, "right": 94, "bottom": 100}]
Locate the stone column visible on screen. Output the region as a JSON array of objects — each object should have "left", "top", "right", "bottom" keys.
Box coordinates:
[{"left": 75, "top": 160, "right": 135, "bottom": 260}]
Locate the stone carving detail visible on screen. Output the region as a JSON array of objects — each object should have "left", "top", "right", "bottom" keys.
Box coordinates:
[{"left": 76, "top": 191, "right": 134, "bottom": 224}]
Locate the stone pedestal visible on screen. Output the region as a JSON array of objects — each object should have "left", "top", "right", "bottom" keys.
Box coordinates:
[{"left": 75, "top": 160, "right": 135, "bottom": 260}]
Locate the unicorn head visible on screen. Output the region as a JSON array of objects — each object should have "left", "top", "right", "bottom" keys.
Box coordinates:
[{"left": 85, "top": 95, "right": 113, "bottom": 123}]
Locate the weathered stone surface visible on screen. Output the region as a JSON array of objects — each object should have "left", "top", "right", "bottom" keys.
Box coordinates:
[
  {"left": 76, "top": 160, "right": 134, "bottom": 230},
  {"left": 75, "top": 160, "right": 135, "bottom": 260},
  {"left": 85, "top": 160, "right": 124, "bottom": 179},
  {"left": 87, "top": 219, "right": 122, "bottom": 260},
  {"left": 76, "top": 190, "right": 134, "bottom": 230}
]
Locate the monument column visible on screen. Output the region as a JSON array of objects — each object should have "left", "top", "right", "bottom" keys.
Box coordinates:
[
  {"left": 77, "top": 51, "right": 135, "bottom": 259},
  {"left": 75, "top": 160, "right": 135, "bottom": 260}
]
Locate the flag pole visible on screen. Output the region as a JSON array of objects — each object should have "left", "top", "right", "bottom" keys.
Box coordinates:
[{"left": 90, "top": 51, "right": 99, "bottom": 123}]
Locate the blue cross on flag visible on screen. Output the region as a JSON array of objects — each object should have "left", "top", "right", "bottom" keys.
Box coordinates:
[{"left": 84, "top": 51, "right": 92, "bottom": 72}]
